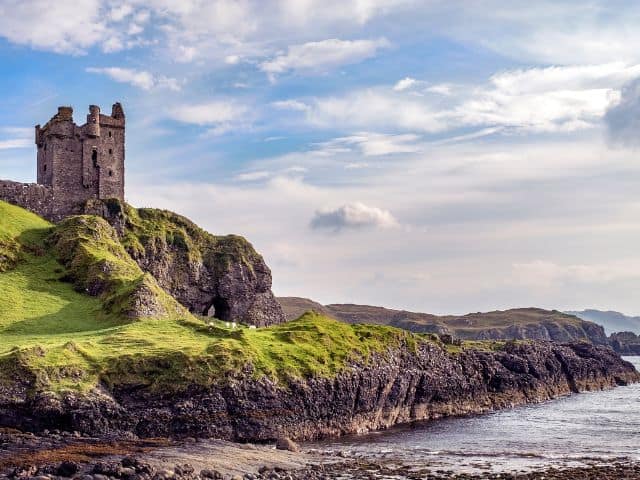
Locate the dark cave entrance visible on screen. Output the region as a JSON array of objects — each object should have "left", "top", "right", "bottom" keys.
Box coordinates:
[{"left": 205, "top": 297, "right": 231, "bottom": 320}]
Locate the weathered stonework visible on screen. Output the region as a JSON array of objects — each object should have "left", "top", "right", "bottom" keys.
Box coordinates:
[{"left": 0, "top": 103, "right": 125, "bottom": 222}]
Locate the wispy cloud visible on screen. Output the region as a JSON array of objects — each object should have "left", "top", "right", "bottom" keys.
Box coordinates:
[
  {"left": 279, "top": 63, "right": 640, "bottom": 136},
  {"left": 86, "top": 67, "right": 181, "bottom": 91},
  {"left": 167, "top": 100, "right": 249, "bottom": 135},
  {"left": 314, "top": 133, "right": 422, "bottom": 156},
  {"left": 0, "top": 127, "right": 32, "bottom": 150},
  {"left": 260, "top": 38, "right": 389, "bottom": 79}
]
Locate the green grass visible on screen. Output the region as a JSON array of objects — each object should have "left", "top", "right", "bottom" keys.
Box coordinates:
[
  {"left": 0, "top": 202, "right": 109, "bottom": 338},
  {"left": 0, "top": 201, "right": 429, "bottom": 395}
]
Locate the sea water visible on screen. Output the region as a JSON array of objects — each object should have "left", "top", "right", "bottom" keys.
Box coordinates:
[{"left": 310, "top": 356, "right": 640, "bottom": 474}]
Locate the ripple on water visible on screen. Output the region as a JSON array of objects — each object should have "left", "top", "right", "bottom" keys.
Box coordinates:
[{"left": 308, "top": 356, "right": 640, "bottom": 475}]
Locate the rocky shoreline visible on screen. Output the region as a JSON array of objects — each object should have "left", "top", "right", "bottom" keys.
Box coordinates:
[
  {"left": 3, "top": 431, "right": 640, "bottom": 480},
  {"left": 1, "top": 341, "right": 638, "bottom": 441}
]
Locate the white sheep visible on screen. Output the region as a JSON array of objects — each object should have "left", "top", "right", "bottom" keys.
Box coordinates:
[
  {"left": 249, "top": 325, "right": 257, "bottom": 330},
  {"left": 231, "top": 322, "right": 237, "bottom": 329},
  {"left": 225, "top": 322, "right": 231, "bottom": 328}
]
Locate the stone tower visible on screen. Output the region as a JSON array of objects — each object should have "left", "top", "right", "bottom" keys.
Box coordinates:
[
  {"left": 35, "top": 103, "right": 125, "bottom": 209},
  {"left": 0, "top": 102, "right": 126, "bottom": 222}
]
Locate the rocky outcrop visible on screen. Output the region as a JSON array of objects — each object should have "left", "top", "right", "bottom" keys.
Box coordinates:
[
  {"left": 89, "top": 200, "right": 285, "bottom": 326},
  {"left": 0, "top": 341, "right": 636, "bottom": 442},
  {"left": 455, "top": 319, "right": 609, "bottom": 345},
  {"left": 609, "top": 332, "right": 640, "bottom": 355},
  {"left": 47, "top": 215, "right": 187, "bottom": 320}
]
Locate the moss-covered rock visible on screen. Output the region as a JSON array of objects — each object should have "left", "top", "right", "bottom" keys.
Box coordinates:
[
  {"left": 0, "top": 236, "right": 21, "bottom": 272},
  {"left": 91, "top": 199, "right": 284, "bottom": 326},
  {"left": 47, "top": 215, "right": 187, "bottom": 320}
]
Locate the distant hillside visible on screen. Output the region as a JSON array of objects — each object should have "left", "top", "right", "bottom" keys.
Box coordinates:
[
  {"left": 566, "top": 310, "right": 640, "bottom": 335},
  {"left": 277, "top": 296, "right": 336, "bottom": 321},
  {"left": 278, "top": 298, "right": 609, "bottom": 345}
]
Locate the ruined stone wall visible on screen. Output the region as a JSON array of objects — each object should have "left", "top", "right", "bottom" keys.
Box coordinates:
[{"left": 0, "top": 180, "right": 59, "bottom": 222}]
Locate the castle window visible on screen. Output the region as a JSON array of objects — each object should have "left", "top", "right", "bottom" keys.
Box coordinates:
[
  {"left": 92, "top": 149, "right": 98, "bottom": 168},
  {"left": 44, "top": 144, "right": 47, "bottom": 151},
  {"left": 109, "top": 148, "right": 113, "bottom": 155},
  {"left": 108, "top": 170, "right": 113, "bottom": 177},
  {"left": 43, "top": 164, "right": 47, "bottom": 172},
  {"left": 108, "top": 131, "right": 112, "bottom": 137}
]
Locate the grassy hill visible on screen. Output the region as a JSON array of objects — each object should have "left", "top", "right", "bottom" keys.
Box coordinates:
[
  {"left": 278, "top": 297, "right": 609, "bottom": 344},
  {"left": 0, "top": 201, "right": 435, "bottom": 395}
]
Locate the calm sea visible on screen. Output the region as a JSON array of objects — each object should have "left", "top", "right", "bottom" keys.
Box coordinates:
[{"left": 309, "top": 356, "right": 640, "bottom": 474}]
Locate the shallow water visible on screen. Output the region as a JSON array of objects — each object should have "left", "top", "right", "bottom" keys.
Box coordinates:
[{"left": 308, "top": 356, "right": 640, "bottom": 474}]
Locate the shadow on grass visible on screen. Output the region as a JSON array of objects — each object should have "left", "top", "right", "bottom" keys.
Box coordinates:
[{"left": 1, "top": 228, "right": 128, "bottom": 336}]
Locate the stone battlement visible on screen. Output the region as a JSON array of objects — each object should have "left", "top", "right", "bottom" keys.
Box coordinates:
[{"left": 1, "top": 103, "right": 125, "bottom": 222}]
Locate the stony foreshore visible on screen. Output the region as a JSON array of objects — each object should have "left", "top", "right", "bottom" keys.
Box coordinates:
[{"left": 2, "top": 430, "right": 640, "bottom": 480}]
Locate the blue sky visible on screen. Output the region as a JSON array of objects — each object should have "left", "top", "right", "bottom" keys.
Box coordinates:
[{"left": 1, "top": 0, "right": 640, "bottom": 315}]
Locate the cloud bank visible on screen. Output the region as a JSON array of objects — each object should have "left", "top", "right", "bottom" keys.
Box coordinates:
[{"left": 605, "top": 78, "right": 640, "bottom": 148}]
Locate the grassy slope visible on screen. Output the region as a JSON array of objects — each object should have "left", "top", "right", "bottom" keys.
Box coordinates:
[{"left": 0, "top": 201, "right": 431, "bottom": 395}]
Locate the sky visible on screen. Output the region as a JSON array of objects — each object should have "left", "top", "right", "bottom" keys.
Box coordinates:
[{"left": 0, "top": 0, "right": 639, "bottom": 315}]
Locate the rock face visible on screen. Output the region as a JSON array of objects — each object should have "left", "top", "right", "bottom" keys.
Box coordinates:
[
  {"left": 0, "top": 341, "right": 636, "bottom": 441},
  {"left": 96, "top": 201, "right": 285, "bottom": 326},
  {"left": 609, "top": 332, "right": 640, "bottom": 355}
]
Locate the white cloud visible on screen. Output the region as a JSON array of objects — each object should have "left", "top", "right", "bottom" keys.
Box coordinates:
[
  {"left": 235, "top": 170, "right": 271, "bottom": 181},
  {"left": 277, "top": 0, "right": 415, "bottom": 27},
  {"left": 393, "top": 77, "right": 417, "bottom": 91},
  {"left": 86, "top": 67, "right": 181, "bottom": 91},
  {"left": 0, "top": 0, "right": 108, "bottom": 54},
  {"left": 225, "top": 55, "right": 241, "bottom": 65},
  {"left": 440, "top": 2, "right": 640, "bottom": 65},
  {"left": 0, "top": 139, "right": 31, "bottom": 150},
  {"left": 305, "top": 89, "right": 445, "bottom": 132},
  {"left": 0, "top": 127, "right": 32, "bottom": 150},
  {"left": 260, "top": 38, "right": 389, "bottom": 78},
  {"left": 310, "top": 202, "right": 398, "bottom": 232},
  {"left": 167, "top": 100, "right": 249, "bottom": 135},
  {"left": 271, "top": 100, "right": 310, "bottom": 112},
  {"left": 315, "top": 133, "right": 422, "bottom": 156},
  {"left": 292, "top": 63, "right": 640, "bottom": 135},
  {"left": 109, "top": 4, "right": 134, "bottom": 22}
]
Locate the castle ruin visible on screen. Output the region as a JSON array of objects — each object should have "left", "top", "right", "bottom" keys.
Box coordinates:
[{"left": 0, "top": 103, "right": 125, "bottom": 222}]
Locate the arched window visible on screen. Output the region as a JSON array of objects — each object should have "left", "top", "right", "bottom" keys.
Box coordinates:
[
  {"left": 108, "top": 170, "right": 113, "bottom": 177},
  {"left": 43, "top": 164, "right": 47, "bottom": 172},
  {"left": 109, "top": 148, "right": 113, "bottom": 155},
  {"left": 92, "top": 149, "right": 98, "bottom": 168}
]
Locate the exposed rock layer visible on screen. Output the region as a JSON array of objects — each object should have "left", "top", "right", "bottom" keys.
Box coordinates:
[
  {"left": 91, "top": 200, "right": 285, "bottom": 326},
  {"left": 0, "top": 341, "right": 636, "bottom": 442}
]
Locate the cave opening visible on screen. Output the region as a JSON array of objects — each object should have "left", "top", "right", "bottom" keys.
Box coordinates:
[{"left": 205, "top": 297, "right": 232, "bottom": 320}]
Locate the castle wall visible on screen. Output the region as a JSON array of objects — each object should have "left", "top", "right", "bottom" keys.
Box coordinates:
[
  {"left": 95, "top": 115, "right": 125, "bottom": 200},
  {"left": 0, "top": 180, "right": 59, "bottom": 222},
  {"left": 51, "top": 130, "right": 90, "bottom": 210}
]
